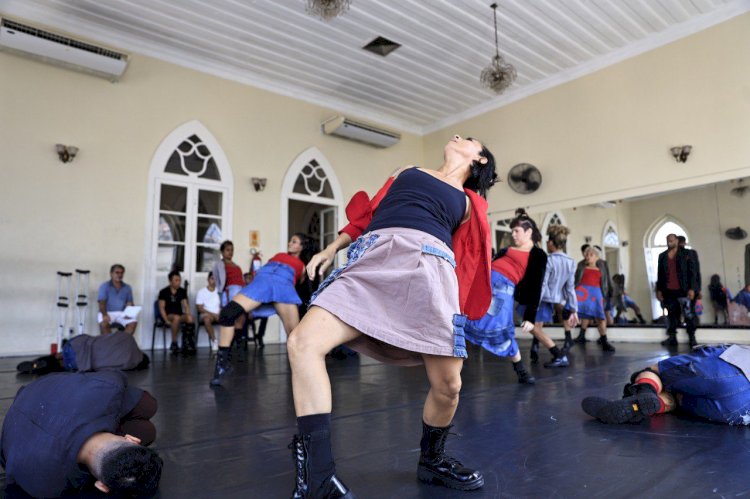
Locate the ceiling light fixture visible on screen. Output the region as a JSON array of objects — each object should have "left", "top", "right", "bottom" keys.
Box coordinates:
[
  {"left": 306, "top": 0, "right": 352, "bottom": 21},
  {"left": 480, "top": 3, "right": 517, "bottom": 94}
]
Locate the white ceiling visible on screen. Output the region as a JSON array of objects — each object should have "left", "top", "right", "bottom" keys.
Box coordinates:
[{"left": 2, "top": 0, "right": 749, "bottom": 134}]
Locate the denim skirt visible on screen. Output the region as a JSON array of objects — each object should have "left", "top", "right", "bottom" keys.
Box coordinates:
[
  {"left": 576, "top": 284, "right": 605, "bottom": 320},
  {"left": 311, "top": 227, "right": 465, "bottom": 366},
  {"left": 464, "top": 271, "right": 519, "bottom": 358},
  {"left": 659, "top": 345, "right": 750, "bottom": 425},
  {"left": 238, "top": 262, "right": 301, "bottom": 313}
]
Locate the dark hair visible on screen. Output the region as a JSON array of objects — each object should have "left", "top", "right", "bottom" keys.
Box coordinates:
[
  {"left": 547, "top": 224, "right": 570, "bottom": 251},
  {"left": 462, "top": 140, "right": 497, "bottom": 199},
  {"left": 207, "top": 271, "right": 213, "bottom": 279},
  {"left": 580, "top": 244, "right": 590, "bottom": 254},
  {"left": 677, "top": 235, "right": 686, "bottom": 244},
  {"left": 99, "top": 445, "right": 163, "bottom": 496},
  {"left": 220, "top": 240, "right": 233, "bottom": 252},
  {"left": 110, "top": 264, "right": 125, "bottom": 274},
  {"left": 710, "top": 274, "right": 722, "bottom": 286},
  {"left": 168, "top": 271, "right": 180, "bottom": 281},
  {"left": 509, "top": 208, "right": 541, "bottom": 244},
  {"left": 593, "top": 245, "right": 603, "bottom": 253},
  {"left": 291, "top": 232, "right": 317, "bottom": 265}
]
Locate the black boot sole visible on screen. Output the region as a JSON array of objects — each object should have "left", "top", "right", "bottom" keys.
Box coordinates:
[
  {"left": 417, "top": 466, "right": 484, "bottom": 491},
  {"left": 582, "top": 394, "right": 661, "bottom": 424}
]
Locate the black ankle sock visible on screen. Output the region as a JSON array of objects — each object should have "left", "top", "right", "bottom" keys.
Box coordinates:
[
  {"left": 549, "top": 346, "right": 561, "bottom": 357},
  {"left": 512, "top": 360, "right": 526, "bottom": 373},
  {"left": 297, "top": 413, "right": 331, "bottom": 435},
  {"left": 564, "top": 330, "right": 571, "bottom": 338}
]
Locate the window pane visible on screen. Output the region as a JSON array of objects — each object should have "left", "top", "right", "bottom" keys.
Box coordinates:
[
  {"left": 160, "top": 185, "right": 187, "bottom": 212},
  {"left": 156, "top": 244, "right": 184, "bottom": 272},
  {"left": 196, "top": 218, "right": 222, "bottom": 244},
  {"left": 165, "top": 151, "right": 188, "bottom": 176},
  {"left": 182, "top": 152, "right": 206, "bottom": 174},
  {"left": 198, "top": 190, "right": 223, "bottom": 216},
  {"left": 199, "top": 158, "right": 221, "bottom": 180},
  {"left": 196, "top": 246, "right": 221, "bottom": 273},
  {"left": 158, "top": 214, "right": 186, "bottom": 242}
]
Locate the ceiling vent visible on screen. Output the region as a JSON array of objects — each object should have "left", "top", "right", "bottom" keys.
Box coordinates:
[
  {"left": 321, "top": 116, "right": 400, "bottom": 148},
  {"left": 362, "top": 36, "right": 401, "bottom": 57},
  {"left": 0, "top": 18, "right": 129, "bottom": 81}
]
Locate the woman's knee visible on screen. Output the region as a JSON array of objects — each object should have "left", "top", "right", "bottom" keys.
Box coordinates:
[
  {"left": 432, "top": 375, "right": 462, "bottom": 402},
  {"left": 286, "top": 324, "right": 323, "bottom": 362}
]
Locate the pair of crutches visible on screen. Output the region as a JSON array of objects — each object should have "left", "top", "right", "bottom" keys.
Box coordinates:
[{"left": 55, "top": 269, "right": 90, "bottom": 348}]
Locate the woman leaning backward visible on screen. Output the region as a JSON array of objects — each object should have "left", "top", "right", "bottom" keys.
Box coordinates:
[{"left": 285, "top": 135, "right": 498, "bottom": 497}]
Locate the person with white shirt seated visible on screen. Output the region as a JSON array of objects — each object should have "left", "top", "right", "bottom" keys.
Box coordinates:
[
  {"left": 196, "top": 272, "right": 221, "bottom": 352},
  {"left": 98, "top": 264, "right": 138, "bottom": 335}
]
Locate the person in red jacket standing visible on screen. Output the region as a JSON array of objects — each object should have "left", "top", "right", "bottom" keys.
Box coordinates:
[{"left": 285, "top": 135, "right": 497, "bottom": 497}]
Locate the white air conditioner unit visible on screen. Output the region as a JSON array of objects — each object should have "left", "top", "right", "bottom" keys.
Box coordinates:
[
  {"left": 0, "top": 18, "right": 129, "bottom": 81},
  {"left": 321, "top": 116, "right": 400, "bottom": 148}
]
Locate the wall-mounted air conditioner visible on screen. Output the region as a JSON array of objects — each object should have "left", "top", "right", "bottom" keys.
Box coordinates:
[
  {"left": 0, "top": 18, "right": 129, "bottom": 81},
  {"left": 321, "top": 116, "right": 400, "bottom": 148}
]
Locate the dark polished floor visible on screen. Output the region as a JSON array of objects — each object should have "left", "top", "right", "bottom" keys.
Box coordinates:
[{"left": 2, "top": 339, "right": 750, "bottom": 498}]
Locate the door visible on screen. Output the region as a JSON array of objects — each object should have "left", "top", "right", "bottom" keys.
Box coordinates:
[{"left": 319, "top": 206, "right": 338, "bottom": 269}]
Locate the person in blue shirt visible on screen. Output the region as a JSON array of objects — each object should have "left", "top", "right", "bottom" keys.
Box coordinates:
[
  {"left": 734, "top": 283, "right": 750, "bottom": 310},
  {"left": 1, "top": 371, "right": 162, "bottom": 497},
  {"left": 97, "top": 264, "right": 138, "bottom": 335}
]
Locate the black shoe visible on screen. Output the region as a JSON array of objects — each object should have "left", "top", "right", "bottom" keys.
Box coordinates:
[
  {"left": 660, "top": 336, "right": 678, "bottom": 346},
  {"left": 516, "top": 370, "right": 536, "bottom": 385},
  {"left": 581, "top": 392, "right": 661, "bottom": 424},
  {"left": 417, "top": 423, "right": 484, "bottom": 491},
  {"left": 688, "top": 335, "right": 698, "bottom": 348},
  {"left": 600, "top": 340, "right": 616, "bottom": 353},
  {"left": 169, "top": 342, "right": 179, "bottom": 353},
  {"left": 574, "top": 330, "right": 588, "bottom": 343},
  {"left": 290, "top": 434, "right": 354, "bottom": 499},
  {"left": 209, "top": 349, "right": 233, "bottom": 387},
  {"left": 543, "top": 355, "right": 569, "bottom": 368},
  {"left": 529, "top": 338, "right": 540, "bottom": 364}
]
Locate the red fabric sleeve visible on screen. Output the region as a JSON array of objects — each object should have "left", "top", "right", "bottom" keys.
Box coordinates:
[
  {"left": 339, "top": 177, "right": 396, "bottom": 240},
  {"left": 452, "top": 191, "right": 492, "bottom": 320}
]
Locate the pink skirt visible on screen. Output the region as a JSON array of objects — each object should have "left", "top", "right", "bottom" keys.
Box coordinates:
[{"left": 311, "top": 227, "right": 464, "bottom": 366}]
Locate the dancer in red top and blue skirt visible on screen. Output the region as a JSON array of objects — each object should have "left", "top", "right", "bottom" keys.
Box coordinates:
[
  {"left": 574, "top": 246, "right": 615, "bottom": 352},
  {"left": 209, "top": 233, "right": 311, "bottom": 386}
]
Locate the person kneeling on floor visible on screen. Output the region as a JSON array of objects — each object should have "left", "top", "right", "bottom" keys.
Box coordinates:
[
  {"left": 582, "top": 344, "right": 750, "bottom": 425},
  {"left": 1, "top": 370, "right": 162, "bottom": 497}
]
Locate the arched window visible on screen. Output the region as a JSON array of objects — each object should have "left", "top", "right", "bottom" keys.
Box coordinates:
[
  {"left": 644, "top": 216, "right": 689, "bottom": 319},
  {"left": 541, "top": 211, "right": 566, "bottom": 251}
]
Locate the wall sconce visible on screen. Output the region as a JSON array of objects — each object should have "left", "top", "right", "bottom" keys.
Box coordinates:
[
  {"left": 56, "top": 144, "right": 79, "bottom": 163},
  {"left": 251, "top": 177, "right": 267, "bottom": 192},
  {"left": 670, "top": 145, "right": 692, "bottom": 163}
]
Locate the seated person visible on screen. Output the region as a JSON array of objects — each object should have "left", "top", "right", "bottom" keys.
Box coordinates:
[
  {"left": 98, "top": 264, "right": 138, "bottom": 335},
  {"left": 734, "top": 283, "right": 750, "bottom": 310},
  {"left": 1, "top": 371, "right": 162, "bottom": 497},
  {"left": 17, "top": 330, "right": 149, "bottom": 375},
  {"left": 581, "top": 344, "right": 750, "bottom": 425},
  {"left": 158, "top": 271, "right": 195, "bottom": 353},
  {"left": 196, "top": 272, "right": 221, "bottom": 352}
]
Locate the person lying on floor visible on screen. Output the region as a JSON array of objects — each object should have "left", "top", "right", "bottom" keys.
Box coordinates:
[
  {"left": 582, "top": 344, "right": 750, "bottom": 425},
  {"left": 1, "top": 370, "right": 162, "bottom": 497},
  {"left": 16, "top": 330, "right": 149, "bottom": 375}
]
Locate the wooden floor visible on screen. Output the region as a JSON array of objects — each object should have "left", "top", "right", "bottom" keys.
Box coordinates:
[{"left": 2, "top": 339, "right": 750, "bottom": 498}]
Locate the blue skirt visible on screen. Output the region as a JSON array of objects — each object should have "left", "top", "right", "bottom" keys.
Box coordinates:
[
  {"left": 465, "top": 271, "right": 518, "bottom": 358},
  {"left": 576, "top": 284, "right": 605, "bottom": 320},
  {"left": 238, "top": 262, "right": 301, "bottom": 317}
]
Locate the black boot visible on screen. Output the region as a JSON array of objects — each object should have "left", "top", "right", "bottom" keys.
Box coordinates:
[
  {"left": 543, "top": 346, "right": 569, "bottom": 368},
  {"left": 209, "top": 347, "right": 233, "bottom": 387},
  {"left": 290, "top": 432, "right": 354, "bottom": 499},
  {"left": 688, "top": 332, "right": 697, "bottom": 348},
  {"left": 599, "top": 335, "right": 616, "bottom": 353},
  {"left": 513, "top": 360, "right": 536, "bottom": 385},
  {"left": 660, "top": 332, "right": 678, "bottom": 346},
  {"left": 582, "top": 383, "right": 660, "bottom": 424},
  {"left": 574, "top": 328, "right": 588, "bottom": 343},
  {"left": 529, "top": 338, "right": 540, "bottom": 364},
  {"left": 417, "top": 422, "right": 484, "bottom": 491},
  {"left": 562, "top": 330, "right": 574, "bottom": 351},
  {"left": 636, "top": 314, "right": 646, "bottom": 325}
]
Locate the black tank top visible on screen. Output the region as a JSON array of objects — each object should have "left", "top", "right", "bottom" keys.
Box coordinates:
[{"left": 365, "top": 168, "right": 466, "bottom": 248}]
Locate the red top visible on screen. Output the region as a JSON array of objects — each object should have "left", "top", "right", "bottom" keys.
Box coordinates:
[
  {"left": 270, "top": 253, "right": 305, "bottom": 283},
  {"left": 339, "top": 175, "right": 492, "bottom": 320},
  {"left": 666, "top": 254, "right": 680, "bottom": 290},
  {"left": 580, "top": 267, "right": 602, "bottom": 288},
  {"left": 225, "top": 262, "right": 244, "bottom": 287},
  {"left": 491, "top": 247, "right": 530, "bottom": 285}
]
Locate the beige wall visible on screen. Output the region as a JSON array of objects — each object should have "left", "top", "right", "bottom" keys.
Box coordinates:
[
  {"left": 0, "top": 50, "right": 423, "bottom": 355},
  {"left": 424, "top": 13, "right": 750, "bottom": 217}
]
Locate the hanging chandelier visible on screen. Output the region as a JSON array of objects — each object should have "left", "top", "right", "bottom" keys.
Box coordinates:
[
  {"left": 480, "top": 2, "right": 517, "bottom": 94},
  {"left": 306, "top": 0, "right": 352, "bottom": 21}
]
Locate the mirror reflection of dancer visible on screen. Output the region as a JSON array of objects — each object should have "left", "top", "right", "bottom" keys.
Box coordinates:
[
  {"left": 574, "top": 246, "right": 616, "bottom": 352},
  {"left": 529, "top": 225, "right": 579, "bottom": 368},
  {"left": 285, "top": 135, "right": 497, "bottom": 497},
  {"left": 582, "top": 345, "right": 750, "bottom": 425},
  {"left": 209, "top": 234, "right": 311, "bottom": 386},
  {"left": 464, "top": 209, "right": 547, "bottom": 384},
  {"left": 211, "top": 240, "right": 247, "bottom": 346}
]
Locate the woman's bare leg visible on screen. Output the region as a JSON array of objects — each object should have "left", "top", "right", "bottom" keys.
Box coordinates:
[
  {"left": 286, "top": 306, "right": 362, "bottom": 416},
  {"left": 531, "top": 322, "right": 555, "bottom": 349},
  {"left": 218, "top": 294, "right": 261, "bottom": 347},
  {"left": 422, "top": 355, "right": 463, "bottom": 426},
  {"left": 273, "top": 303, "right": 301, "bottom": 336}
]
